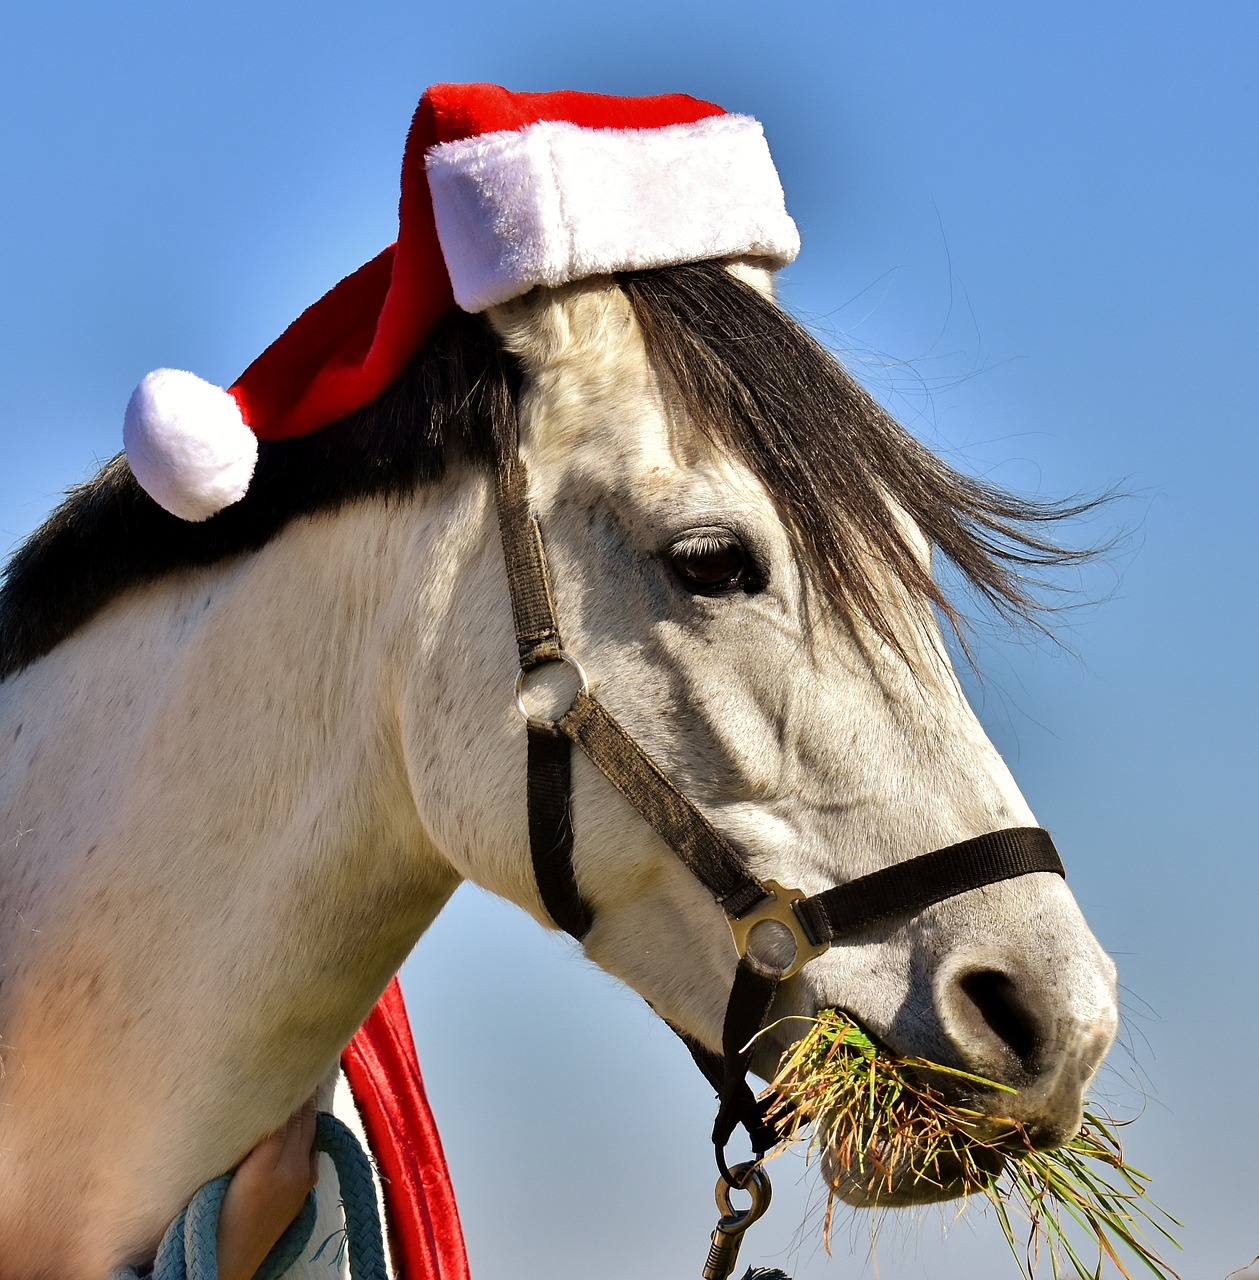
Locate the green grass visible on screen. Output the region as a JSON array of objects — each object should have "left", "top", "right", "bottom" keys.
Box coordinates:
[{"left": 765, "top": 1010, "right": 1181, "bottom": 1279}]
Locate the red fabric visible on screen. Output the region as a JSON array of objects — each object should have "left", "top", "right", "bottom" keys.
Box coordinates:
[
  {"left": 420, "top": 82, "right": 724, "bottom": 144},
  {"left": 230, "top": 83, "right": 726, "bottom": 441},
  {"left": 341, "top": 978, "right": 470, "bottom": 1280}
]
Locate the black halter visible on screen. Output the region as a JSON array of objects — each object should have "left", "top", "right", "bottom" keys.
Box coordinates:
[{"left": 491, "top": 432, "right": 1065, "bottom": 1181}]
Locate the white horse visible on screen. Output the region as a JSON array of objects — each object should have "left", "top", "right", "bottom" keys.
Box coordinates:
[{"left": 0, "top": 258, "right": 1118, "bottom": 1278}]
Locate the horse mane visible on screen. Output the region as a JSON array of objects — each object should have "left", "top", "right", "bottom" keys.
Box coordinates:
[
  {"left": 621, "top": 261, "right": 1101, "bottom": 653},
  {"left": 0, "top": 262, "right": 1095, "bottom": 681}
]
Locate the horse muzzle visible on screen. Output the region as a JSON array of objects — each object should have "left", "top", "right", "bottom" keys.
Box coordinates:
[{"left": 933, "top": 943, "right": 1119, "bottom": 1146}]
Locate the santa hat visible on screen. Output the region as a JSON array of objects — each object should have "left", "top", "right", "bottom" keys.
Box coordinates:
[{"left": 124, "top": 82, "right": 800, "bottom": 521}]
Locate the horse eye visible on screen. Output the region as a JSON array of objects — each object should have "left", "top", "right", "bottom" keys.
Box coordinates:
[{"left": 668, "top": 530, "right": 754, "bottom": 594}]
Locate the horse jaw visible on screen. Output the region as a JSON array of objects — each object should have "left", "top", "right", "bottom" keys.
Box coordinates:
[{"left": 463, "top": 275, "right": 1117, "bottom": 1200}]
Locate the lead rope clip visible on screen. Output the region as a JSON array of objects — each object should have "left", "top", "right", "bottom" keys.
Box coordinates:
[{"left": 701, "top": 1161, "right": 773, "bottom": 1280}]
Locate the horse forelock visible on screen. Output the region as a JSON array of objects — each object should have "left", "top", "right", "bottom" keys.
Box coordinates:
[
  {"left": 0, "top": 261, "right": 1100, "bottom": 681},
  {"left": 620, "top": 262, "right": 1106, "bottom": 660}
]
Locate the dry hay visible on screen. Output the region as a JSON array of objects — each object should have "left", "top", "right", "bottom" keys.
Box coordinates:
[{"left": 766, "top": 1011, "right": 1181, "bottom": 1279}]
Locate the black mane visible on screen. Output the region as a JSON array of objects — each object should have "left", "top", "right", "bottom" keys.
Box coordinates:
[
  {"left": 621, "top": 262, "right": 1099, "bottom": 652},
  {"left": 0, "top": 311, "right": 512, "bottom": 679},
  {"left": 0, "top": 263, "right": 1093, "bottom": 681}
]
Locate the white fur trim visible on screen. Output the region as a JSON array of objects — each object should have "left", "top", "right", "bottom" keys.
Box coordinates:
[
  {"left": 123, "top": 369, "right": 258, "bottom": 522},
  {"left": 426, "top": 114, "right": 801, "bottom": 312}
]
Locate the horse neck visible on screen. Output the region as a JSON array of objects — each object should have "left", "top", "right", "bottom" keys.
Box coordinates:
[
  {"left": 5, "top": 497, "right": 422, "bottom": 872},
  {"left": 0, "top": 476, "right": 507, "bottom": 1271},
  {"left": 0, "top": 473, "right": 503, "bottom": 1095}
]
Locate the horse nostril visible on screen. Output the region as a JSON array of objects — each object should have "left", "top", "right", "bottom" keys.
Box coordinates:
[
  {"left": 950, "top": 968, "right": 1042, "bottom": 1074},
  {"left": 1021, "top": 1118, "right": 1068, "bottom": 1151}
]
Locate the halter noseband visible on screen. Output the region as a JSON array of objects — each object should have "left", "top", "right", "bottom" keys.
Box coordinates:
[{"left": 491, "top": 430, "right": 1065, "bottom": 1180}]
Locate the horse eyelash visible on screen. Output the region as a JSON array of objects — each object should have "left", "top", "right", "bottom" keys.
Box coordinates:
[
  {"left": 669, "top": 530, "right": 741, "bottom": 559},
  {"left": 667, "top": 528, "right": 768, "bottom": 595}
]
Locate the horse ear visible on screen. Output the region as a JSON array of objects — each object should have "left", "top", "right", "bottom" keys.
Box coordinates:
[
  {"left": 725, "top": 258, "right": 779, "bottom": 301},
  {"left": 486, "top": 280, "right": 639, "bottom": 377},
  {"left": 123, "top": 369, "right": 258, "bottom": 522}
]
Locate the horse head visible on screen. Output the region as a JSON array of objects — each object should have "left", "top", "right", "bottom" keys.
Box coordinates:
[{"left": 403, "top": 260, "right": 1118, "bottom": 1202}]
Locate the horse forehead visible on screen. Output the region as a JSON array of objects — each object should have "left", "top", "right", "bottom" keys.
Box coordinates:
[
  {"left": 493, "top": 280, "right": 748, "bottom": 501},
  {"left": 490, "top": 277, "right": 650, "bottom": 394}
]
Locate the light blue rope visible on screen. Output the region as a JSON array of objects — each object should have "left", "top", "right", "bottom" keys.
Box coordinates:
[
  {"left": 113, "top": 1112, "right": 387, "bottom": 1280},
  {"left": 112, "top": 1111, "right": 791, "bottom": 1280}
]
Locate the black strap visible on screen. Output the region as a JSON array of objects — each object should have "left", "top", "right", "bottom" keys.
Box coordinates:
[
  {"left": 559, "top": 691, "right": 768, "bottom": 919},
  {"left": 494, "top": 444, "right": 592, "bottom": 939},
  {"left": 527, "top": 724, "right": 593, "bottom": 939},
  {"left": 795, "top": 826, "right": 1064, "bottom": 947},
  {"left": 494, "top": 453, "right": 563, "bottom": 668},
  {"left": 669, "top": 1023, "right": 777, "bottom": 1162},
  {"left": 666, "top": 962, "right": 784, "bottom": 1176},
  {"left": 712, "top": 956, "right": 783, "bottom": 1172}
]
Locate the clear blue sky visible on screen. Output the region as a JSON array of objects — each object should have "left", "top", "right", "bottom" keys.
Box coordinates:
[{"left": 2, "top": 3, "right": 1255, "bottom": 1277}]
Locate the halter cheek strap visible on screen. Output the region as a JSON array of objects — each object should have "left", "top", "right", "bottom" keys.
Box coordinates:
[{"left": 491, "top": 436, "right": 1065, "bottom": 1178}]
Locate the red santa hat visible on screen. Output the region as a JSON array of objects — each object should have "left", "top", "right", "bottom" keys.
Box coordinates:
[{"left": 124, "top": 82, "right": 800, "bottom": 521}]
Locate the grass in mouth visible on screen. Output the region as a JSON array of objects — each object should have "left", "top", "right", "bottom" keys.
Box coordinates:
[{"left": 765, "top": 1010, "right": 1181, "bottom": 1280}]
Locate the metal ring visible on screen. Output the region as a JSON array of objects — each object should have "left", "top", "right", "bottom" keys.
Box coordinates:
[
  {"left": 513, "top": 650, "right": 590, "bottom": 728},
  {"left": 714, "top": 1162, "right": 772, "bottom": 1226},
  {"left": 727, "top": 879, "right": 829, "bottom": 980}
]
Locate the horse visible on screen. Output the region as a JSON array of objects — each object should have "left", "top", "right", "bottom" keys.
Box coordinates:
[{"left": 0, "top": 256, "right": 1119, "bottom": 1277}]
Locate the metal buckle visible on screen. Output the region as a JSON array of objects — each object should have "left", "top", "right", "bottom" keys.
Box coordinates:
[
  {"left": 727, "top": 879, "right": 828, "bottom": 980},
  {"left": 513, "top": 650, "right": 590, "bottom": 729}
]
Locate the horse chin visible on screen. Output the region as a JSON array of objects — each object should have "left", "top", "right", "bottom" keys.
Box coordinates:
[{"left": 820, "top": 1140, "right": 1007, "bottom": 1208}]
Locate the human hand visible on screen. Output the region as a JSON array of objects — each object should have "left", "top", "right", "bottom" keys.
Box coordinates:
[{"left": 215, "top": 1097, "right": 320, "bottom": 1280}]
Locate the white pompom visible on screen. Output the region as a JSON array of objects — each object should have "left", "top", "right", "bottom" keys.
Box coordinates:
[{"left": 123, "top": 369, "right": 258, "bottom": 522}]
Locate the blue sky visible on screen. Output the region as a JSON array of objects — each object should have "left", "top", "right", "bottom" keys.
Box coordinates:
[{"left": 2, "top": 3, "right": 1255, "bottom": 1277}]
